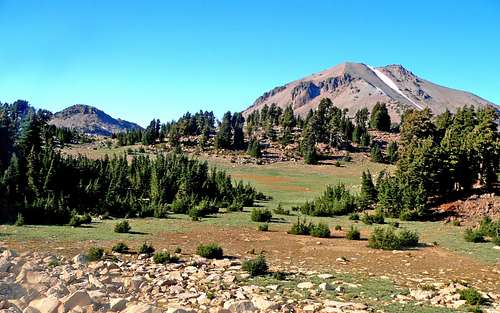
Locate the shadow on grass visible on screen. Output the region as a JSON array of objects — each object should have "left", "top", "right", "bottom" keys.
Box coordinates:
[{"left": 128, "top": 231, "right": 148, "bottom": 235}]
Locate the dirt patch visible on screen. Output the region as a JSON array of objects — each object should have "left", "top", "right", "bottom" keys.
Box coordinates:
[{"left": 4, "top": 223, "right": 499, "bottom": 294}]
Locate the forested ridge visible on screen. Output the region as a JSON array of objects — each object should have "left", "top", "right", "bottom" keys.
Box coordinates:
[{"left": 0, "top": 101, "right": 259, "bottom": 225}]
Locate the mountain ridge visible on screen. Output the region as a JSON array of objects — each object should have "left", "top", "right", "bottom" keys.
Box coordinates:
[
  {"left": 49, "top": 104, "right": 143, "bottom": 136},
  {"left": 244, "top": 62, "right": 497, "bottom": 121}
]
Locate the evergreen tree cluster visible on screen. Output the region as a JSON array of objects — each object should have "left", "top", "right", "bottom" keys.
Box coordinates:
[
  {"left": 0, "top": 107, "right": 258, "bottom": 225},
  {"left": 295, "top": 106, "right": 500, "bottom": 221}
]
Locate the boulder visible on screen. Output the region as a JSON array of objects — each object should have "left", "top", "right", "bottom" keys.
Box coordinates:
[
  {"left": 109, "top": 298, "right": 127, "bottom": 311},
  {"left": 122, "top": 303, "right": 162, "bottom": 313},
  {"left": 251, "top": 296, "right": 280, "bottom": 311},
  {"left": 223, "top": 300, "right": 257, "bottom": 313},
  {"left": 27, "top": 297, "right": 61, "bottom": 313},
  {"left": 297, "top": 282, "right": 314, "bottom": 289},
  {"left": 61, "top": 291, "right": 92, "bottom": 311}
]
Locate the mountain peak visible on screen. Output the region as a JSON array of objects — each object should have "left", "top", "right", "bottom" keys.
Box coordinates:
[
  {"left": 244, "top": 62, "right": 497, "bottom": 121},
  {"left": 50, "top": 104, "right": 142, "bottom": 136}
]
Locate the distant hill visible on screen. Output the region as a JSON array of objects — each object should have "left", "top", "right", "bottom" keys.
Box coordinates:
[
  {"left": 49, "top": 104, "right": 142, "bottom": 136},
  {"left": 244, "top": 62, "right": 498, "bottom": 121}
]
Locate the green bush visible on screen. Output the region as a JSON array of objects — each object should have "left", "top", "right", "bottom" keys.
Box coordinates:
[
  {"left": 334, "top": 224, "right": 342, "bottom": 231},
  {"left": 138, "top": 242, "right": 155, "bottom": 255},
  {"left": 196, "top": 243, "right": 223, "bottom": 259},
  {"left": 397, "top": 229, "right": 419, "bottom": 247},
  {"left": 153, "top": 251, "right": 179, "bottom": 264},
  {"left": 368, "top": 227, "right": 419, "bottom": 250},
  {"left": 15, "top": 213, "right": 25, "bottom": 226},
  {"left": 388, "top": 221, "right": 400, "bottom": 228},
  {"left": 464, "top": 229, "right": 485, "bottom": 243},
  {"left": 273, "top": 203, "right": 290, "bottom": 215},
  {"left": 493, "top": 235, "right": 500, "bottom": 246},
  {"left": 459, "top": 288, "right": 485, "bottom": 305},
  {"left": 346, "top": 226, "right": 361, "bottom": 240},
  {"left": 361, "top": 211, "right": 385, "bottom": 225},
  {"left": 112, "top": 242, "right": 129, "bottom": 253},
  {"left": 87, "top": 247, "right": 104, "bottom": 261},
  {"left": 68, "top": 212, "right": 92, "bottom": 227},
  {"left": 114, "top": 220, "right": 131, "bottom": 233},
  {"left": 399, "top": 209, "right": 420, "bottom": 221},
  {"left": 298, "top": 183, "right": 358, "bottom": 217},
  {"left": 257, "top": 223, "right": 269, "bottom": 231},
  {"left": 478, "top": 216, "right": 499, "bottom": 239},
  {"left": 227, "top": 200, "right": 244, "bottom": 212},
  {"left": 174, "top": 246, "right": 182, "bottom": 254},
  {"left": 288, "top": 218, "right": 313, "bottom": 235},
  {"left": 310, "top": 223, "right": 330, "bottom": 238},
  {"left": 251, "top": 208, "right": 272, "bottom": 222},
  {"left": 242, "top": 255, "right": 268, "bottom": 276},
  {"left": 349, "top": 212, "right": 360, "bottom": 221},
  {"left": 170, "top": 197, "right": 191, "bottom": 214}
]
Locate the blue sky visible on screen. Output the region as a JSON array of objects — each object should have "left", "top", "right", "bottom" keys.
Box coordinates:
[{"left": 0, "top": 0, "right": 499, "bottom": 126}]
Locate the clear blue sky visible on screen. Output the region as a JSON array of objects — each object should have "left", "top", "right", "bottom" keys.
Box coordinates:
[{"left": 1, "top": 0, "right": 499, "bottom": 126}]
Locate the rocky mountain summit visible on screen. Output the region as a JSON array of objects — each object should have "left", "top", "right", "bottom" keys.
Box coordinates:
[
  {"left": 244, "top": 62, "right": 497, "bottom": 121},
  {"left": 0, "top": 247, "right": 498, "bottom": 313},
  {"left": 49, "top": 104, "right": 142, "bottom": 136}
]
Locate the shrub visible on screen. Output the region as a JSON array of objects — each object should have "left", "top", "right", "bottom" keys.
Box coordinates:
[
  {"left": 273, "top": 203, "right": 290, "bottom": 215},
  {"left": 174, "top": 246, "right": 182, "bottom": 254},
  {"left": 464, "top": 229, "right": 485, "bottom": 243},
  {"left": 298, "top": 183, "right": 357, "bottom": 217},
  {"left": 368, "top": 227, "right": 419, "bottom": 250},
  {"left": 334, "top": 225, "right": 342, "bottom": 231},
  {"left": 68, "top": 212, "right": 92, "bottom": 227},
  {"left": 242, "top": 255, "right": 268, "bottom": 276},
  {"left": 452, "top": 220, "right": 461, "bottom": 227},
  {"left": 399, "top": 209, "right": 420, "bottom": 221},
  {"left": 346, "top": 226, "right": 361, "bottom": 240},
  {"left": 112, "top": 242, "right": 129, "bottom": 253},
  {"left": 170, "top": 197, "right": 191, "bottom": 214},
  {"left": 310, "top": 223, "right": 331, "bottom": 238},
  {"left": 153, "top": 251, "right": 179, "bottom": 264},
  {"left": 257, "top": 223, "right": 269, "bottom": 231},
  {"left": 478, "top": 216, "right": 500, "bottom": 239},
  {"left": 251, "top": 208, "right": 272, "bottom": 222},
  {"left": 361, "top": 211, "right": 385, "bottom": 225},
  {"left": 15, "top": 213, "right": 25, "bottom": 226},
  {"left": 227, "top": 200, "right": 244, "bottom": 212},
  {"left": 397, "top": 229, "right": 419, "bottom": 247},
  {"left": 87, "top": 247, "right": 104, "bottom": 261},
  {"left": 388, "top": 221, "right": 400, "bottom": 228},
  {"left": 493, "top": 235, "right": 500, "bottom": 246},
  {"left": 288, "top": 218, "right": 313, "bottom": 235},
  {"left": 349, "top": 213, "right": 360, "bottom": 221},
  {"left": 114, "top": 220, "right": 131, "bottom": 233},
  {"left": 138, "top": 242, "right": 155, "bottom": 255},
  {"left": 196, "top": 243, "right": 223, "bottom": 259},
  {"left": 48, "top": 259, "right": 60, "bottom": 268},
  {"left": 459, "top": 288, "right": 485, "bottom": 305}
]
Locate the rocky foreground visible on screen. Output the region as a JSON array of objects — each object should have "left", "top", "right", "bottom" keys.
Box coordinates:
[{"left": 0, "top": 247, "right": 499, "bottom": 313}]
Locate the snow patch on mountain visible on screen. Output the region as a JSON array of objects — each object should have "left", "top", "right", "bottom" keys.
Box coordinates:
[{"left": 368, "top": 65, "right": 423, "bottom": 110}]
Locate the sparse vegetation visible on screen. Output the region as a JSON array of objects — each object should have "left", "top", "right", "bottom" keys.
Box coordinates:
[
  {"left": 251, "top": 208, "right": 272, "bottom": 222},
  {"left": 153, "top": 251, "right": 179, "bottom": 264},
  {"left": 114, "top": 221, "right": 131, "bottom": 233},
  {"left": 139, "top": 242, "right": 155, "bottom": 255},
  {"left": 196, "top": 243, "right": 223, "bottom": 259},
  {"left": 112, "top": 242, "right": 129, "bottom": 253},
  {"left": 458, "top": 288, "right": 485, "bottom": 305},
  {"left": 87, "top": 247, "right": 104, "bottom": 261},
  {"left": 310, "top": 222, "right": 331, "bottom": 238},
  {"left": 361, "top": 211, "right": 385, "bottom": 225},
  {"left": 242, "top": 255, "right": 268, "bottom": 276},
  {"left": 257, "top": 223, "right": 269, "bottom": 231},
  {"left": 464, "top": 229, "right": 485, "bottom": 243},
  {"left": 368, "top": 227, "right": 419, "bottom": 250},
  {"left": 346, "top": 226, "right": 361, "bottom": 240}
]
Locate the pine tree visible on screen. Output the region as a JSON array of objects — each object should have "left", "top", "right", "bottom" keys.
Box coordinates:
[
  {"left": 369, "top": 102, "right": 391, "bottom": 131},
  {"left": 359, "top": 171, "right": 377, "bottom": 209},
  {"left": 370, "top": 145, "right": 384, "bottom": 163},
  {"left": 386, "top": 141, "right": 399, "bottom": 164},
  {"left": 215, "top": 111, "right": 232, "bottom": 149},
  {"left": 301, "top": 127, "right": 317, "bottom": 165},
  {"left": 281, "top": 105, "right": 296, "bottom": 128},
  {"left": 232, "top": 113, "right": 245, "bottom": 150},
  {"left": 247, "top": 138, "right": 262, "bottom": 158}
]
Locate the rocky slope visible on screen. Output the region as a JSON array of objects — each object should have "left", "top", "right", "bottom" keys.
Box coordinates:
[
  {"left": 244, "top": 62, "right": 497, "bottom": 121},
  {"left": 49, "top": 104, "right": 142, "bottom": 136},
  {"left": 1, "top": 247, "right": 498, "bottom": 313}
]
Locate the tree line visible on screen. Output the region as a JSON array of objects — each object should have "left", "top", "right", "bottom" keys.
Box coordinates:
[
  {"left": 296, "top": 106, "right": 499, "bottom": 220},
  {"left": 0, "top": 102, "right": 259, "bottom": 225}
]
